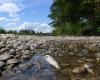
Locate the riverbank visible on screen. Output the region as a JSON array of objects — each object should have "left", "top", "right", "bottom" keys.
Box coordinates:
[{"left": 0, "top": 34, "right": 100, "bottom": 80}]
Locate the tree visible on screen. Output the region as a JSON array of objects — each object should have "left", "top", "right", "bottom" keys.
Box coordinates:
[
  {"left": 7, "top": 30, "right": 17, "bottom": 34},
  {"left": 0, "top": 26, "right": 6, "bottom": 34},
  {"left": 49, "top": 0, "right": 100, "bottom": 35},
  {"left": 19, "top": 30, "right": 35, "bottom": 35},
  {"left": 49, "top": 0, "right": 83, "bottom": 25}
]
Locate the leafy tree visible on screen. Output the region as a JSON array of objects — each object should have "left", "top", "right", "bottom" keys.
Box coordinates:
[{"left": 49, "top": 0, "right": 100, "bottom": 35}]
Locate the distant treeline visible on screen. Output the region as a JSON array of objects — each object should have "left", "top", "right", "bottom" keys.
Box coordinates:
[{"left": 0, "top": 28, "right": 52, "bottom": 36}]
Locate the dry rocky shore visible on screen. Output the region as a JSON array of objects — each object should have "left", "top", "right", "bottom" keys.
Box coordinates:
[{"left": 0, "top": 34, "right": 100, "bottom": 80}]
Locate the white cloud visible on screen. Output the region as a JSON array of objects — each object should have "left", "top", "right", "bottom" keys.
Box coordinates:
[
  {"left": 0, "top": 17, "right": 21, "bottom": 30},
  {"left": 5, "top": 17, "right": 20, "bottom": 28},
  {"left": 0, "top": 2, "right": 21, "bottom": 17},
  {"left": 6, "top": 22, "right": 17, "bottom": 26},
  {"left": 0, "top": 17, "right": 6, "bottom": 21},
  {"left": 9, "top": 17, "right": 20, "bottom": 22},
  {"left": 15, "top": 22, "right": 53, "bottom": 33},
  {"left": 2, "top": 17, "right": 20, "bottom": 23}
]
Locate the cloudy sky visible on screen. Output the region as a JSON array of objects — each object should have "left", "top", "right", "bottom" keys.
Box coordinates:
[{"left": 0, "top": 0, "right": 53, "bottom": 33}]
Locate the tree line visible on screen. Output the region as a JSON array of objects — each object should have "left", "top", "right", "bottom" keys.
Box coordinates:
[
  {"left": 49, "top": 0, "right": 100, "bottom": 36},
  {"left": 0, "top": 27, "right": 52, "bottom": 36}
]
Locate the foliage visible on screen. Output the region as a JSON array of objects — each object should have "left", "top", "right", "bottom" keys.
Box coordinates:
[
  {"left": 49, "top": 0, "right": 100, "bottom": 36},
  {"left": 0, "top": 27, "right": 6, "bottom": 34},
  {"left": 52, "top": 22, "right": 87, "bottom": 36},
  {"left": 18, "top": 30, "right": 35, "bottom": 35},
  {"left": 7, "top": 30, "right": 17, "bottom": 34}
]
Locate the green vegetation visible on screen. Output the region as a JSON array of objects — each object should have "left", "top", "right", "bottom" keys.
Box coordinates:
[
  {"left": 0, "top": 27, "right": 6, "bottom": 34},
  {"left": 0, "top": 27, "right": 51, "bottom": 36},
  {"left": 7, "top": 30, "right": 17, "bottom": 34},
  {"left": 18, "top": 30, "right": 35, "bottom": 35},
  {"left": 49, "top": 0, "right": 100, "bottom": 36}
]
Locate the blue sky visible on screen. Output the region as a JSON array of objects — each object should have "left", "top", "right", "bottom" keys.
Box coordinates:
[{"left": 0, "top": 0, "right": 53, "bottom": 33}]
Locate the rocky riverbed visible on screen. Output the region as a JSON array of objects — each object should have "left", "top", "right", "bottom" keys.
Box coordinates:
[{"left": 0, "top": 34, "right": 100, "bottom": 80}]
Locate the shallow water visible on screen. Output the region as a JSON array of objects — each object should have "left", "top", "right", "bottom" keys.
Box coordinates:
[
  {"left": 56, "top": 53, "right": 100, "bottom": 80},
  {"left": 1, "top": 54, "right": 59, "bottom": 80},
  {"left": 1, "top": 53, "right": 100, "bottom": 80}
]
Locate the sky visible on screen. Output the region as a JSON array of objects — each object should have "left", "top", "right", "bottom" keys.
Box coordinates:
[{"left": 0, "top": 0, "right": 53, "bottom": 33}]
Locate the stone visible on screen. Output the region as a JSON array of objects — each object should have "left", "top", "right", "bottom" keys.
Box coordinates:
[
  {"left": 6, "top": 64, "right": 15, "bottom": 70},
  {"left": 76, "top": 60, "right": 84, "bottom": 63},
  {"left": 0, "top": 61, "right": 5, "bottom": 68},
  {"left": 21, "top": 54, "right": 32, "bottom": 59},
  {"left": 86, "top": 59, "right": 93, "bottom": 62},
  {"left": 79, "top": 49, "right": 89, "bottom": 57},
  {"left": 6, "top": 44, "right": 13, "bottom": 48},
  {"left": 8, "top": 49, "right": 16, "bottom": 55},
  {"left": 18, "top": 63, "right": 33, "bottom": 71},
  {"left": 69, "top": 52, "right": 74, "bottom": 55},
  {"left": 18, "top": 44, "right": 30, "bottom": 50},
  {"left": 60, "top": 63, "right": 70, "bottom": 68},
  {"left": 13, "top": 41, "right": 22, "bottom": 49},
  {"left": 0, "top": 42, "right": 6, "bottom": 49},
  {"left": 95, "top": 52, "right": 100, "bottom": 62},
  {"left": 72, "top": 66, "right": 87, "bottom": 74},
  {"left": 7, "top": 59, "right": 18, "bottom": 65},
  {"left": 95, "top": 52, "right": 100, "bottom": 57},
  {"left": 23, "top": 50, "right": 31, "bottom": 55},
  {"left": 61, "top": 69, "right": 68, "bottom": 77},
  {"left": 0, "top": 54, "right": 12, "bottom": 61}
]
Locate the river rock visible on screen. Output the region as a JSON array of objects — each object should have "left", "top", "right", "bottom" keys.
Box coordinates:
[
  {"left": 8, "top": 49, "right": 16, "bottom": 55},
  {"left": 95, "top": 52, "right": 100, "bottom": 57},
  {"left": 6, "top": 44, "right": 13, "bottom": 48},
  {"left": 0, "top": 42, "right": 6, "bottom": 49},
  {"left": 21, "top": 54, "right": 32, "bottom": 59},
  {"left": 72, "top": 66, "right": 87, "bottom": 74},
  {"left": 22, "top": 50, "right": 31, "bottom": 55},
  {"left": 18, "top": 44, "right": 30, "bottom": 50},
  {"left": 7, "top": 59, "right": 18, "bottom": 65},
  {"left": 60, "top": 63, "right": 70, "bottom": 68},
  {"left": 0, "top": 61, "right": 5, "bottom": 68},
  {"left": 0, "top": 54, "right": 12, "bottom": 61}
]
